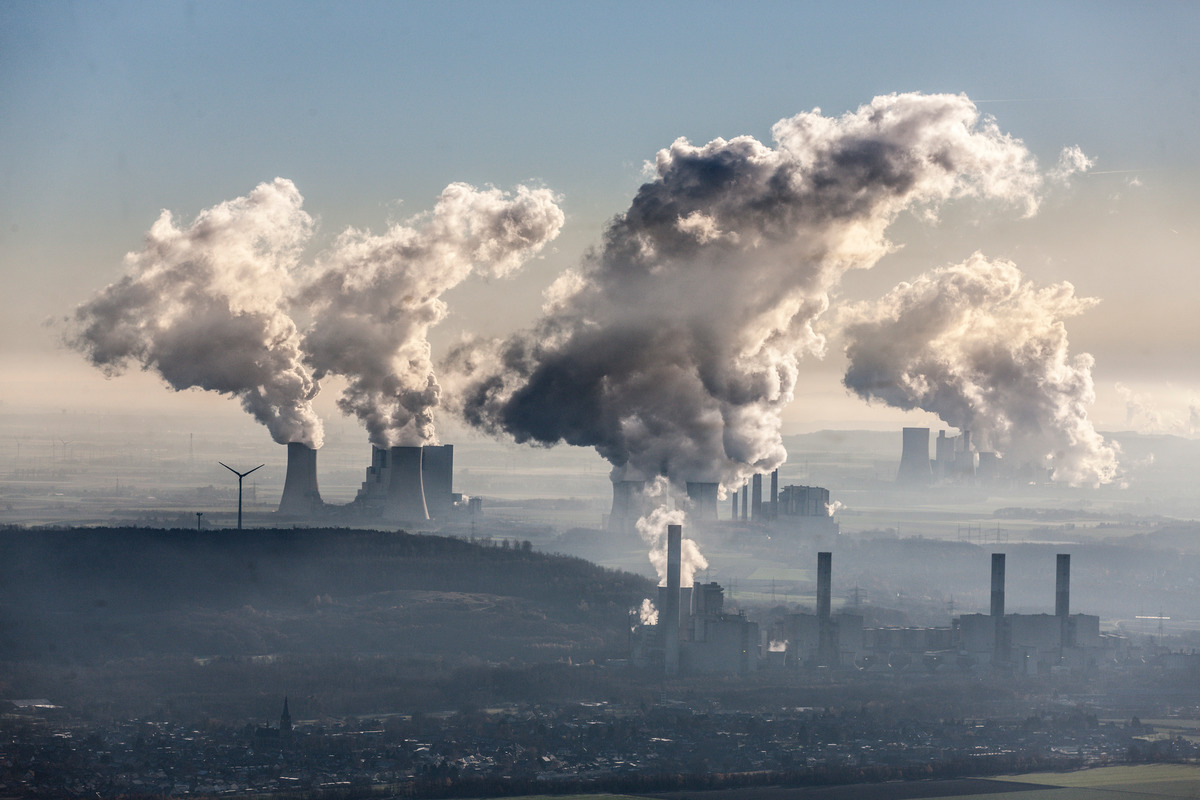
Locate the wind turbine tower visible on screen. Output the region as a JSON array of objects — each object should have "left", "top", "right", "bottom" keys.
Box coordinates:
[{"left": 220, "top": 462, "right": 263, "bottom": 531}]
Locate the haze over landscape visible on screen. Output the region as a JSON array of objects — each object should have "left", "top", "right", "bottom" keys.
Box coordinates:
[{"left": 3, "top": 3, "right": 1200, "bottom": 798}]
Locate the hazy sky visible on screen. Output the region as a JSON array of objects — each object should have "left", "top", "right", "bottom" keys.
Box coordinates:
[{"left": 2, "top": 1, "right": 1198, "bottom": 440}]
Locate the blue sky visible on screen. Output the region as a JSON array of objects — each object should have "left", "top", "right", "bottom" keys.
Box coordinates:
[{"left": 2, "top": 1, "right": 1198, "bottom": 434}]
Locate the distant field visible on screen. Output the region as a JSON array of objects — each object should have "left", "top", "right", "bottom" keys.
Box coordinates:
[{"left": 488, "top": 765, "right": 1200, "bottom": 800}]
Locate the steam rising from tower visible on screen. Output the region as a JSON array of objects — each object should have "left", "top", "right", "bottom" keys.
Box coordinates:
[
  {"left": 301, "top": 183, "right": 564, "bottom": 448},
  {"left": 68, "top": 179, "right": 324, "bottom": 448},
  {"left": 451, "top": 92, "right": 1061, "bottom": 491},
  {"left": 842, "top": 254, "right": 1118, "bottom": 486}
]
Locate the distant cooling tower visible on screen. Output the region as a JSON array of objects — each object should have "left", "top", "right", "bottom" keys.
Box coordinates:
[
  {"left": 610, "top": 479, "right": 646, "bottom": 533},
  {"left": 277, "top": 442, "right": 323, "bottom": 515},
  {"left": 386, "top": 446, "right": 429, "bottom": 522},
  {"left": 751, "top": 474, "right": 763, "bottom": 521},
  {"left": 685, "top": 482, "right": 719, "bottom": 521},
  {"left": 421, "top": 444, "right": 454, "bottom": 518},
  {"left": 897, "top": 427, "right": 933, "bottom": 484}
]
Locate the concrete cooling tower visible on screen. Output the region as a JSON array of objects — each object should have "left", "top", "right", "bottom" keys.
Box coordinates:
[
  {"left": 385, "top": 445, "right": 429, "bottom": 522},
  {"left": 609, "top": 479, "right": 646, "bottom": 534},
  {"left": 686, "top": 482, "right": 719, "bottom": 521},
  {"left": 421, "top": 444, "right": 454, "bottom": 518},
  {"left": 277, "top": 442, "right": 323, "bottom": 515},
  {"left": 896, "top": 427, "right": 933, "bottom": 485}
]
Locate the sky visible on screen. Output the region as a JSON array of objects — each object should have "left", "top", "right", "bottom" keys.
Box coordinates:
[{"left": 2, "top": 0, "right": 1198, "bottom": 449}]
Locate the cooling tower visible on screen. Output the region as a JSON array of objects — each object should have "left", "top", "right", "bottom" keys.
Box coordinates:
[
  {"left": 278, "top": 442, "right": 323, "bottom": 515},
  {"left": 664, "top": 524, "right": 682, "bottom": 676},
  {"left": 897, "top": 427, "right": 933, "bottom": 484},
  {"left": 421, "top": 444, "right": 454, "bottom": 518},
  {"left": 751, "top": 474, "right": 763, "bottom": 521},
  {"left": 990, "top": 553, "right": 1005, "bottom": 617},
  {"left": 685, "top": 482, "right": 719, "bottom": 521},
  {"left": 385, "top": 445, "right": 429, "bottom": 522},
  {"left": 610, "top": 479, "right": 646, "bottom": 533},
  {"left": 1056, "top": 553, "right": 1070, "bottom": 617}
]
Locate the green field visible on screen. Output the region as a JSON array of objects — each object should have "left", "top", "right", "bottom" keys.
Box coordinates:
[{"left": 483, "top": 765, "right": 1200, "bottom": 800}]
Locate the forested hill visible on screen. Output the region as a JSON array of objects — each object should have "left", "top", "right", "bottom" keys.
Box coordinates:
[{"left": 0, "top": 527, "right": 654, "bottom": 664}]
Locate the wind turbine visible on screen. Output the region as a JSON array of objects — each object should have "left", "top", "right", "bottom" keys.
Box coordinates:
[{"left": 220, "top": 462, "right": 263, "bottom": 530}]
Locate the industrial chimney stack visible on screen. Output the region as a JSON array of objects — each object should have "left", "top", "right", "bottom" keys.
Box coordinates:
[
  {"left": 664, "top": 524, "right": 682, "bottom": 676},
  {"left": 1056, "top": 554, "right": 1070, "bottom": 617},
  {"left": 817, "top": 551, "right": 834, "bottom": 665},
  {"left": 990, "top": 553, "right": 1005, "bottom": 617},
  {"left": 277, "top": 442, "right": 323, "bottom": 515}
]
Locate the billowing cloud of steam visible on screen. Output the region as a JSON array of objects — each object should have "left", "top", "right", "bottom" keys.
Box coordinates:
[
  {"left": 450, "top": 92, "right": 1056, "bottom": 488},
  {"left": 636, "top": 478, "right": 708, "bottom": 586},
  {"left": 1116, "top": 382, "right": 1200, "bottom": 435},
  {"left": 841, "top": 253, "right": 1119, "bottom": 486},
  {"left": 67, "top": 179, "right": 325, "bottom": 448},
  {"left": 300, "top": 183, "right": 564, "bottom": 447}
]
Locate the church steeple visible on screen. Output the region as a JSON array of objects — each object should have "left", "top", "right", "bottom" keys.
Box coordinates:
[{"left": 280, "top": 696, "right": 292, "bottom": 739}]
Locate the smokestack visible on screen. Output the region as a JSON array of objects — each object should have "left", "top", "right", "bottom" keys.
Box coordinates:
[
  {"left": 664, "top": 524, "right": 682, "bottom": 676},
  {"left": 770, "top": 469, "right": 778, "bottom": 520},
  {"left": 817, "top": 551, "right": 832, "bottom": 621},
  {"left": 990, "top": 553, "right": 1005, "bottom": 617},
  {"left": 278, "top": 442, "right": 323, "bottom": 515},
  {"left": 421, "top": 444, "right": 454, "bottom": 518},
  {"left": 751, "top": 473, "right": 763, "bottom": 521},
  {"left": 386, "top": 446, "right": 429, "bottom": 522},
  {"left": 730, "top": 489, "right": 738, "bottom": 521},
  {"left": 1056, "top": 553, "right": 1070, "bottom": 617},
  {"left": 741, "top": 481, "right": 748, "bottom": 521},
  {"left": 897, "top": 427, "right": 933, "bottom": 484}
]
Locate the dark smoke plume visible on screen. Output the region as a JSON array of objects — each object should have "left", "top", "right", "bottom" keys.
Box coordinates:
[
  {"left": 450, "top": 93, "right": 1055, "bottom": 488},
  {"left": 841, "top": 253, "right": 1119, "bottom": 486},
  {"left": 300, "top": 183, "right": 564, "bottom": 447},
  {"left": 68, "top": 179, "right": 324, "bottom": 448}
]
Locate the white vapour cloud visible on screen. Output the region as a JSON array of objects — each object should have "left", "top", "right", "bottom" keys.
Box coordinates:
[
  {"left": 300, "top": 183, "right": 564, "bottom": 447},
  {"left": 841, "top": 253, "right": 1119, "bottom": 487},
  {"left": 635, "top": 478, "right": 708, "bottom": 587},
  {"left": 452, "top": 92, "right": 1054, "bottom": 490},
  {"left": 1116, "top": 382, "right": 1200, "bottom": 435},
  {"left": 67, "top": 179, "right": 325, "bottom": 448}
]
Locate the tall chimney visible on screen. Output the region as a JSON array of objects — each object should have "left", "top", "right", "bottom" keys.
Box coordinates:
[
  {"left": 817, "top": 551, "right": 832, "bottom": 621},
  {"left": 990, "top": 553, "right": 1005, "bottom": 617},
  {"left": 730, "top": 489, "right": 738, "bottom": 521},
  {"left": 740, "top": 481, "right": 748, "bottom": 521},
  {"left": 1056, "top": 554, "right": 1070, "bottom": 617},
  {"left": 770, "top": 469, "right": 779, "bottom": 520},
  {"left": 386, "top": 446, "right": 429, "bottom": 522},
  {"left": 278, "top": 442, "right": 323, "bottom": 515},
  {"left": 817, "top": 551, "right": 834, "bottom": 666},
  {"left": 751, "top": 474, "right": 763, "bottom": 521},
  {"left": 421, "top": 444, "right": 454, "bottom": 518},
  {"left": 664, "top": 524, "right": 682, "bottom": 676},
  {"left": 897, "top": 427, "right": 933, "bottom": 485}
]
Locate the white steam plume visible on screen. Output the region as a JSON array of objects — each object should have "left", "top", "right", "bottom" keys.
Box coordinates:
[
  {"left": 300, "top": 183, "right": 564, "bottom": 447},
  {"left": 635, "top": 478, "right": 708, "bottom": 587},
  {"left": 452, "top": 92, "right": 1050, "bottom": 489},
  {"left": 841, "top": 253, "right": 1119, "bottom": 486},
  {"left": 67, "top": 179, "right": 324, "bottom": 448}
]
